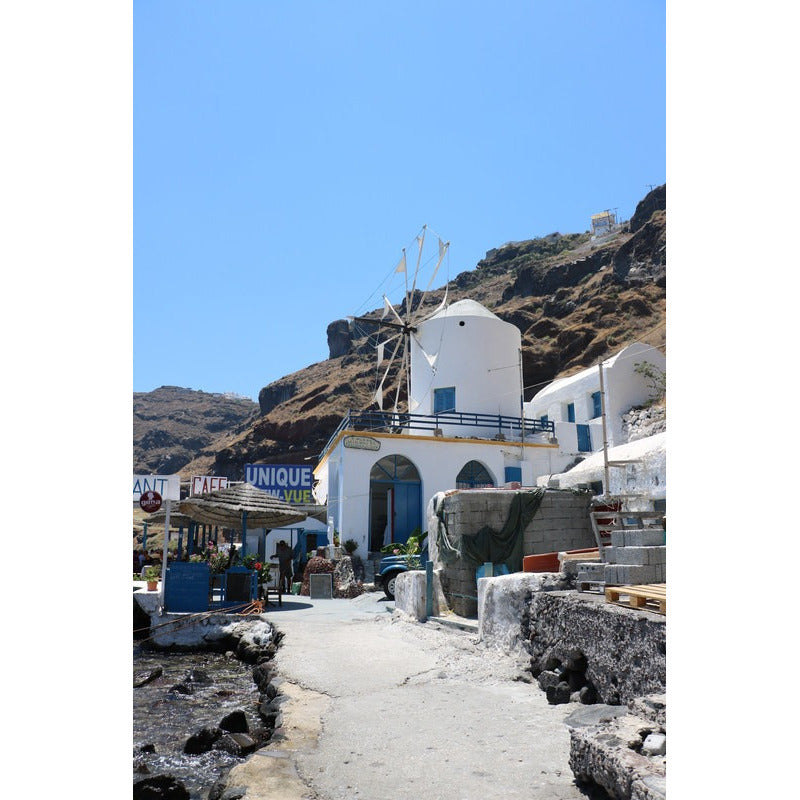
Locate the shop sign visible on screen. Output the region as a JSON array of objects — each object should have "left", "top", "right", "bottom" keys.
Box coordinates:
[
  {"left": 343, "top": 435, "right": 381, "bottom": 451},
  {"left": 245, "top": 464, "right": 314, "bottom": 504},
  {"left": 191, "top": 475, "right": 229, "bottom": 496}
]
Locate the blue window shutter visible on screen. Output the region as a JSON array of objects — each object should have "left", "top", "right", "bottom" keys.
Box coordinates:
[
  {"left": 434, "top": 387, "right": 456, "bottom": 414},
  {"left": 567, "top": 403, "right": 575, "bottom": 422},
  {"left": 577, "top": 424, "right": 592, "bottom": 452},
  {"left": 591, "top": 391, "right": 602, "bottom": 418},
  {"left": 504, "top": 466, "right": 522, "bottom": 483}
]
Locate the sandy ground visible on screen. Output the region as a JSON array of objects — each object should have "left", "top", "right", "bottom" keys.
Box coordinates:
[{"left": 225, "top": 593, "right": 593, "bottom": 800}]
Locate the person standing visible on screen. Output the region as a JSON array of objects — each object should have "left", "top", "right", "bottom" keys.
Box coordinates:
[{"left": 272, "top": 540, "right": 293, "bottom": 593}]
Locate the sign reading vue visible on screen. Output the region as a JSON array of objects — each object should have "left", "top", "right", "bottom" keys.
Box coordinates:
[{"left": 245, "top": 464, "right": 313, "bottom": 504}]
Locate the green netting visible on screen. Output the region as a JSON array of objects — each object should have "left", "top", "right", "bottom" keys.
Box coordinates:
[{"left": 434, "top": 488, "right": 546, "bottom": 572}]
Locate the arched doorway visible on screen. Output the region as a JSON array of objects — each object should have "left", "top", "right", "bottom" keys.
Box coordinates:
[
  {"left": 456, "top": 460, "right": 495, "bottom": 490},
  {"left": 369, "top": 455, "right": 422, "bottom": 552}
]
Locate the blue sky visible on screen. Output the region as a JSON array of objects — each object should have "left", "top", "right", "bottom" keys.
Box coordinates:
[{"left": 134, "top": 1, "right": 665, "bottom": 400}]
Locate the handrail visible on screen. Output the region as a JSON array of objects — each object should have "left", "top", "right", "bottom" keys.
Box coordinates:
[{"left": 319, "top": 409, "right": 554, "bottom": 461}]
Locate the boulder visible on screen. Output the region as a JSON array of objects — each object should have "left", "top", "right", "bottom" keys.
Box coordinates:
[
  {"left": 133, "top": 775, "right": 190, "bottom": 800},
  {"left": 219, "top": 710, "right": 249, "bottom": 733},
  {"left": 183, "top": 726, "right": 222, "bottom": 755}
]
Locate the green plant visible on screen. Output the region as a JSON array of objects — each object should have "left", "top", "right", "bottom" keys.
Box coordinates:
[
  {"left": 343, "top": 539, "right": 358, "bottom": 555},
  {"left": 380, "top": 529, "right": 427, "bottom": 568},
  {"left": 143, "top": 566, "right": 160, "bottom": 583}
]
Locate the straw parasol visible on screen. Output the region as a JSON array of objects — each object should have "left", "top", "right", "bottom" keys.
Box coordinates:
[{"left": 179, "top": 482, "right": 307, "bottom": 530}]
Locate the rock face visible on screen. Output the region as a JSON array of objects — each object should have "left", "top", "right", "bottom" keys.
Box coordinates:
[{"left": 525, "top": 593, "right": 666, "bottom": 706}]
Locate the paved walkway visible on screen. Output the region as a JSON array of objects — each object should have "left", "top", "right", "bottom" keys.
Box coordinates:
[{"left": 225, "top": 592, "right": 590, "bottom": 800}]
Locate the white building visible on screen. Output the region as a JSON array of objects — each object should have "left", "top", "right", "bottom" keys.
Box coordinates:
[
  {"left": 524, "top": 342, "right": 665, "bottom": 458},
  {"left": 537, "top": 431, "right": 666, "bottom": 512},
  {"left": 313, "top": 299, "right": 576, "bottom": 556}
]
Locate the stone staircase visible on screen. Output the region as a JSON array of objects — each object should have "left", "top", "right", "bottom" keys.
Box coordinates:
[{"left": 577, "top": 526, "right": 666, "bottom": 589}]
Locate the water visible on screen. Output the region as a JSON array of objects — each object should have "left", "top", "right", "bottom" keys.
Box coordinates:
[{"left": 132, "top": 643, "right": 266, "bottom": 799}]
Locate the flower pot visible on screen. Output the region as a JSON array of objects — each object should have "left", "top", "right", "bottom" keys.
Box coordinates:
[{"left": 147, "top": 580, "right": 158, "bottom": 591}]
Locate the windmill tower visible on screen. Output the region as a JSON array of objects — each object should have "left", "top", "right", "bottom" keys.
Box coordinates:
[{"left": 410, "top": 299, "right": 524, "bottom": 438}]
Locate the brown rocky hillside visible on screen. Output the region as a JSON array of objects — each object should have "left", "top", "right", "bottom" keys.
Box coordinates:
[
  {"left": 133, "top": 386, "right": 259, "bottom": 474},
  {"left": 136, "top": 185, "right": 666, "bottom": 481}
]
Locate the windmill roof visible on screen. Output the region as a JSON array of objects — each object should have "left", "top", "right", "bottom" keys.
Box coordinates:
[{"left": 427, "top": 298, "right": 500, "bottom": 321}]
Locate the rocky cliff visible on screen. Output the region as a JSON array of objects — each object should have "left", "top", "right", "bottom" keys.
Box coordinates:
[{"left": 135, "top": 185, "right": 666, "bottom": 480}]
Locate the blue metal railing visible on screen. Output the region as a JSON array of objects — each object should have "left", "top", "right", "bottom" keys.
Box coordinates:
[{"left": 320, "top": 409, "right": 554, "bottom": 461}]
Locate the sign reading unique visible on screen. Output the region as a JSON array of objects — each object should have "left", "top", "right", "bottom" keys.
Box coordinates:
[
  {"left": 132, "top": 474, "right": 181, "bottom": 502},
  {"left": 245, "top": 464, "right": 313, "bottom": 504},
  {"left": 343, "top": 435, "right": 381, "bottom": 451},
  {"left": 191, "top": 475, "right": 229, "bottom": 496},
  {"left": 139, "top": 490, "right": 162, "bottom": 513}
]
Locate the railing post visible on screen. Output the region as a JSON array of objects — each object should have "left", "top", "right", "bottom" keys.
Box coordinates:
[{"left": 426, "top": 560, "right": 433, "bottom": 620}]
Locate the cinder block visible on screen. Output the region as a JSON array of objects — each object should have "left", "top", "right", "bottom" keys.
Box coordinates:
[
  {"left": 578, "top": 563, "right": 606, "bottom": 580},
  {"left": 624, "top": 529, "right": 666, "bottom": 547},
  {"left": 605, "top": 547, "right": 618, "bottom": 564},
  {"left": 616, "top": 547, "right": 651, "bottom": 566},
  {"left": 614, "top": 565, "right": 658, "bottom": 585},
  {"left": 611, "top": 530, "right": 626, "bottom": 547}
]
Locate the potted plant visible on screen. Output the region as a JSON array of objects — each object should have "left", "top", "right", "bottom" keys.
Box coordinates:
[
  {"left": 143, "top": 566, "right": 160, "bottom": 591},
  {"left": 343, "top": 539, "right": 358, "bottom": 555}
]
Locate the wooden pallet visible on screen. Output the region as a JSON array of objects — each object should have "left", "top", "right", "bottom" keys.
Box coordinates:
[{"left": 605, "top": 583, "right": 666, "bottom": 615}]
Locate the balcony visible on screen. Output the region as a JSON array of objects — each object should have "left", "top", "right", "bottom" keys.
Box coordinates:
[{"left": 320, "top": 409, "right": 555, "bottom": 460}]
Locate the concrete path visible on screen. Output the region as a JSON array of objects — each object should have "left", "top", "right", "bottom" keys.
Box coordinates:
[{"left": 226, "top": 592, "right": 590, "bottom": 800}]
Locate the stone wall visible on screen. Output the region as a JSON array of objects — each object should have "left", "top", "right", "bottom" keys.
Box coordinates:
[
  {"left": 428, "top": 488, "right": 595, "bottom": 617},
  {"left": 525, "top": 592, "right": 666, "bottom": 706}
]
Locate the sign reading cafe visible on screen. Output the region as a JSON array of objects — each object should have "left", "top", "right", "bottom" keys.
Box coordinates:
[{"left": 245, "top": 464, "right": 313, "bottom": 504}]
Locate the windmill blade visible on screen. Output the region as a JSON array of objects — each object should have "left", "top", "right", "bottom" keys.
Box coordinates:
[
  {"left": 392, "top": 345, "right": 409, "bottom": 415},
  {"left": 408, "top": 226, "right": 427, "bottom": 310},
  {"left": 408, "top": 236, "right": 449, "bottom": 326},
  {"left": 418, "top": 284, "right": 449, "bottom": 324},
  {"left": 382, "top": 294, "right": 406, "bottom": 327},
  {"left": 374, "top": 333, "right": 404, "bottom": 408},
  {"left": 376, "top": 331, "right": 401, "bottom": 365},
  {"left": 424, "top": 238, "right": 449, "bottom": 293},
  {"left": 411, "top": 332, "right": 439, "bottom": 370}
]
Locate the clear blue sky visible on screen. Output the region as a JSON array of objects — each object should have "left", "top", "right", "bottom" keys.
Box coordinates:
[{"left": 134, "top": 1, "right": 665, "bottom": 400}]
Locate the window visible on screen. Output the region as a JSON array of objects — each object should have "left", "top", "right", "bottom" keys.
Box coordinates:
[
  {"left": 591, "top": 391, "right": 602, "bottom": 418},
  {"left": 567, "top": 402, "right": 575, "bottom": 423},
  {"left": 433, "top": 387, "right": 456, "bottom": 414},
  {"left": 456, "top": 460, "right": 495, "bottom": 489}
]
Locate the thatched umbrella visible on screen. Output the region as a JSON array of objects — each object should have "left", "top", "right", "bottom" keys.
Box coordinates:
[{"left": 180, "top": 482, "right": 308, "bottom": 554}]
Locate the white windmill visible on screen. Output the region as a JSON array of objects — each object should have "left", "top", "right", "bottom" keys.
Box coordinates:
[{"left": 350, "top": 225, "right": 450, "bottom": 417}]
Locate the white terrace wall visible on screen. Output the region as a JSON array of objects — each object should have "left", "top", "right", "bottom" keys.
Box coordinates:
[{"left": 427, "top": 488, "right": 595, "bottom": 617}]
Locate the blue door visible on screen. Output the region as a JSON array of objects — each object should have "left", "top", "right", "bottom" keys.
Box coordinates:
[
  {"left": 392, "top": 482, "right": 422, "bottom": 543},
  {"left": 577, "top": 424, "right": 592, "bottom": 452}
]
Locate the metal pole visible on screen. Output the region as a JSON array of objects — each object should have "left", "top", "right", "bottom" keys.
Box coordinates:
[
  {"left": 425, "top": 560, "right": 433, "bottom": 620},
  {"left": 142, "top": 522, "right": 148, "bottom": 551},
  {"left": 158, "top": 499, "right": 171, "bottom": 609},
  {"left": 598, "top": 359, "right": 611, "bottom": 496}
]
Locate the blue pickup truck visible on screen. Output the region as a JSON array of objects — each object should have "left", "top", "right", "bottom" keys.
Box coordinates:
[{"left": 374, "top": 546, "right": 428, "bottom": 600}]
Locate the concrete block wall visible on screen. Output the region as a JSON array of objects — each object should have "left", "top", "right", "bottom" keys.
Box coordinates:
[
  {"left": 431, "top": 489, "right": 595, "bottom": 618},
  {"left": 522, "top": 491, "right": 595, "bottom": 555}
]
